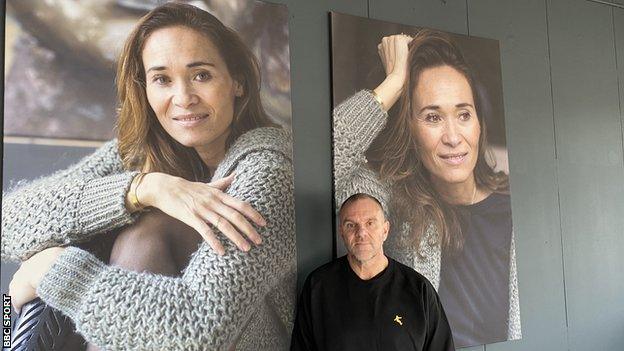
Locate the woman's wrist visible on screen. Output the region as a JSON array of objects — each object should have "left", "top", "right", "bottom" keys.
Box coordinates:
[
  {"left": 136, "top": 172, "right": 168, "bottom": 210},
  {"left": 125, "top": 172, "right": 163, "bottom": 212},
  {"left": 373, "top": 74, "right": 405, "bottom": 112},
  {"left": 127, "top": 172, "right": 147, "bottom": 212}
]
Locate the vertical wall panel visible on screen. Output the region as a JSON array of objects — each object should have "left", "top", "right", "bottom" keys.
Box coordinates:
[
  {"left": 468, "top": 0, "right": 569, "bottom": 350},
  {"left": 368, "top": 0, "right": 467, "bottom": 34},
  {"left": 548, "top": 1, "right": 624, "bottom": 351}
]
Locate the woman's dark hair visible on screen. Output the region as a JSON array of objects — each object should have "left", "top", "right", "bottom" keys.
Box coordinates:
[
  {"left": 366, "top": 29, "right": 508, "bottom": 253},
  {"left": 116, "top": 2, "right": 276, "bottom": 180}
]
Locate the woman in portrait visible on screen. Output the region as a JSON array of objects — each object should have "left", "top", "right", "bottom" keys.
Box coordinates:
[
  {"left": 2, "top": 3, "right": 295, "bottom": 350},
  {"left": 333, "top": 30, "right": 520, "bottom": 347}
]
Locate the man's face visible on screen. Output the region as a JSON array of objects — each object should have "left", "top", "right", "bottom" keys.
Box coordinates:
[{"left": 339, "top": 198, "right": 390, "bottom": 264}]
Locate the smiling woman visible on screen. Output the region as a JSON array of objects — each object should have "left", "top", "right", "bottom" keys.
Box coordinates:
[
  {"left": 142, "top": 26, "right": 241, "bottom": 170},
  {"left": 332, "top": 28, "right": 519, "bottom": 348},
  {"left": 2, "top": 3, "right": 295, "bottom": 351},
  {"left": 410, "top": 65, "right": 482, "bottom": 201}
]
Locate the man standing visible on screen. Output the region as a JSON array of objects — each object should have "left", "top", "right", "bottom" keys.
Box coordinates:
[{"left": 291, "top": 193, "right": 454, "bottom": 351}]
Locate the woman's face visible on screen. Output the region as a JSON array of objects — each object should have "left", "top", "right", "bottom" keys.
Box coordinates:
[
  {"left": 410, "top": 65, "right": 480, "bottom": 188},
  {"left": 142, "top": 26, "right": 241, "bottom": 152}
]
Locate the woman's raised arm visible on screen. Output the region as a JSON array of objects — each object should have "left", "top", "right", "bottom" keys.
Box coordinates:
[
  {"left": 373, "top": 34, "right": 412, "bottom": 111},
  {"left": 332, "top": 34, "right": 412, "bottom": 208}
]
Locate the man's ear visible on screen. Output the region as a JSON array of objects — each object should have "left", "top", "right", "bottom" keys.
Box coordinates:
[{"left": 382, "top": 220, "right": 390, "bottom": 242}]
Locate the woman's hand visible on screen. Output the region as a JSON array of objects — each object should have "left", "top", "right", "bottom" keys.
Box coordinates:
[
  {"left": 9, "top": 247, "right": 66, "bottom": 313},
  {"left": 374, "top": 34, "right": 413, "bottom": 111},
  {"left": 134, "top": 172, "right": 266, "bottom": 256}
]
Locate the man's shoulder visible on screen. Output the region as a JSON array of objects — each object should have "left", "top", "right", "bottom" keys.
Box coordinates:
[
  {"left": 390, "top": 256, "right": 437, "bottom": 293},
  {"left": 307, "top": 256, "right": 347, "bottom": 279},
  {"left": 303, "top": 256, "right": 348, "bottom": 288}
]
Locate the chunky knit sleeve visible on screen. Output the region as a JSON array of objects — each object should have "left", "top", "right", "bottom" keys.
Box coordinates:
[
  {"left": 36, "top": 145, "right": 296, "bottom": 351},
  {"left": 332, "top": 90, "right": 392, "bottom": 213},
  {"left": 1, "top": 140, "right": 137, "bottom": 262}
]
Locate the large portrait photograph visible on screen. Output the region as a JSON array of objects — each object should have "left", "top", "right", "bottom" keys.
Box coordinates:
[
  {"left": 331, "top": 12, "right": 521, "bottom": 348},
  {"left": 2, "top": 1, "right": 296, "bottom": 350}
]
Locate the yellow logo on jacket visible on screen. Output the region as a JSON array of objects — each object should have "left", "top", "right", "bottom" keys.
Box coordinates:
[{"left": 394, "top": 315, "right": 403, "bottom": 326}]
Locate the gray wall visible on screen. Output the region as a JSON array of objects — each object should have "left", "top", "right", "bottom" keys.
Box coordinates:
[{"left": 3, "top": 0, "right": 623, "bottom": 350}]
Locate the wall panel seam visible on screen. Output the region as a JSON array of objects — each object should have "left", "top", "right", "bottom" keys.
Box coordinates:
[
  {"left": 545, "top": 0, "right": 558, "bottom": 163},
  {"left": 545, "top": 1, "right": 571, "bottom": 349}
]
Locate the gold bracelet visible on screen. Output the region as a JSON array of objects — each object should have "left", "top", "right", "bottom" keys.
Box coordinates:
[
  {"left": 129, "top": 172, "right": 147, "bottom": 211},
  {"left": 369, "top": 89, "right": 385, "bottom": 110}
]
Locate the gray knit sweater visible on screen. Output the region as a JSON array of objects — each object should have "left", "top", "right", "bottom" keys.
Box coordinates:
[
  {"left": 1, "top": 127, "right": 296, "bottom": 351},
  {"left": 332, "top": 90, "right": 522, "bottom": 341}
]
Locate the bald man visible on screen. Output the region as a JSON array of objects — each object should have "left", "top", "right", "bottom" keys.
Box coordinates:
[{"left": 291, "top": 193, "right": 454, "bottom": 351}]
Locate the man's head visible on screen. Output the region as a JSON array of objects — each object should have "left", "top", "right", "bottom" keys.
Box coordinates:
[{"left": 339, "top": 193, "right": 390, "bottom": 264}]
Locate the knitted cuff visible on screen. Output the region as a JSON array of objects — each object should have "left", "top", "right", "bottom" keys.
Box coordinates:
[
  {"left": 78, "top": 172, "right": 138, "bottom": 234},
  {"left": 37, "top": 247, "right": 107, "bottom": 321},
  {"left": 354, "top": 89, "right": 387, "bottom": 119}
]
